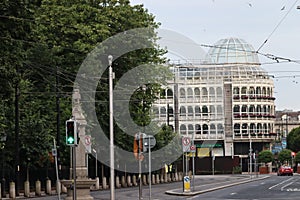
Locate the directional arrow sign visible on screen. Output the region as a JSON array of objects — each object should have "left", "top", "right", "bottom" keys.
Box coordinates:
[{"left": 67, "top": 137, "right": 75, "bottom": 144}]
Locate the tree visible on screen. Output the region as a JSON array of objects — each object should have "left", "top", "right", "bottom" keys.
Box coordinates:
[
  {"left": 278, "top": 149, "right": 292, "bottom": 165},
  {"left": 258, "top": 150, "right": 274, "bottom": 165},
  {"left": 294, "top": 152, "right": 300, "bottom": 165},
  {"left": 287, "top": 127, "right": 300, "bottom": 152}
]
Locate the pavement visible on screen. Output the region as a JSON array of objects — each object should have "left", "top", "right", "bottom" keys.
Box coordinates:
[{"left": 165, "top": 174, "right": 271, "bottom": 196}]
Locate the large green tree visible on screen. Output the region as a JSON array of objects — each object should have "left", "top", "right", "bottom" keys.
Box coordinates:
[{"left": 287, "top": 127, "right": 300, "bottom": 152}]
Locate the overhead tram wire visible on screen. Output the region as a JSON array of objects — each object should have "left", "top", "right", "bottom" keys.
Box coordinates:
[{"left": 256, "top": 0, "right": 299, "bottom": 52}]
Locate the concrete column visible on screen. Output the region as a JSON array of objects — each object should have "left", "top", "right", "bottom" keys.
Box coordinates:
[
  {"left": 175, "top": 172, "right": 179, "bottom": 181},
  {"left": 35, "top": 180, "right": 41, "bottom": 196},
  {"left": 9, "top": 182, "right": 15, "bottom": 199},
  {"left": 46, "top": 179, "right": 51, "bottom": 195},
  {"left": 24, "top": 181, "right": 30, "bottom": 197},
  {"left": 132, "top": 175, "right": 137, "bottom": 186},
  {"left": 127, "top": 175, "right": 132, "bottom": 187},
  {"left": 164, "top": 173, "right": 168, "bottom": 183},
  {"left": 95, "top": 177, "right": 100, "bottom": 190},
  {"left": 102, "top": 177, "right": 107, "bottom": 189}
]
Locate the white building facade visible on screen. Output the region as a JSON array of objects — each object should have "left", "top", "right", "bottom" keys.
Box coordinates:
[{"left": 153, "top": 38, "right": 276, "bottom": 164}]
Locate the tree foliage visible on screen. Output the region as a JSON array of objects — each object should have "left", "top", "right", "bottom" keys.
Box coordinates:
[
  {"left": 278, "top": 149, "right": 292, "bottom": 164},
  {"left": 287, "top": 127, "right": 300, "bottom": 152},
  {"left": 0, "top": 0, "right": 168, "bottom": 174},
  {"left": 258, "top": 150, "right": 274, "bottom": 164}
]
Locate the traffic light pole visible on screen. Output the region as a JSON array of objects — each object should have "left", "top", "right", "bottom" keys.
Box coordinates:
[{"left": 72, "top": 146, "right": 77, "bottom": 200}]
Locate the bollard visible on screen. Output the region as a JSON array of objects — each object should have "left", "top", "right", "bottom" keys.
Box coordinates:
[
  {"left": 132, "top": 175, "right": 137, "bottom": 186},
  {"left": 121, "top": 176, "right": 127, "bottom": 188},
  {"left": 178, "top": 172, "right": 183, "bottom": 181},
  {"left": 152, "top": 174, "right": 156, "bottom": 185},
  {"left": 95, "top": 177, "right": 100, "bottom": 190},
  {"left": 167, "top": 173, "right": 171, "bottom": 182},
  {"left": 35, "top": 180, "right": 41, "bottom": 196},
  {"left": 115, "top": 176, "right": 121, "bottom": 188},
  {"left": 56, "top": 180, "right": 61, "bottom": 195},
  {"left": 142, "top": 174, "right": 147, "bottom": 185},
  {"left": 127, "top": 175, "right": 132, "bottom": 187},
  {"left": 175, "top": 172, "right": 179, "bottom": 181},
  {"left": 156, "top": 174, "right": 160, "bottom": 184},
  {"left": 102, "top": 177, "right": 107, "bottom": 189},
  {"left": 9, "top": 181, "right": 15, "bottom": 199},
  {"left": 164, "top": 173, "right": 168, "bottom": 183},
  {"left": 24, "top": 180, "right": 30, "bottom": 197},
  {"left": 46, "top": 179, "right": 51, "bottom": 195},
  {"left": 61, "top": 182, "right": 67, "bottom": 193}
]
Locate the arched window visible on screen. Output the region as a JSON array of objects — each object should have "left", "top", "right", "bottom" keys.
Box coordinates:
[
  {"left": 194, "top": 88, "right": 200, "bottom": 98},
  {"left": 203, "top": 124, "right": 209, "bottom": 134},
  {"left": 256, "top": 87, "right": 261, "bottom": 96},
  {"left": 233, "top": 87, "right": 240, "bottom": 95},
  {"left": 234, "top": 123, "right": 240, "bottom": 134},
  {"left": 216, "top": 87, "right": 222, "bottom": 98},
  {"left": 257, "top": 123, "right": 262, "bottom": 133},
  {"left": 262, "top": 87, "right": 266, "bottom": 96},
  {"left": 209, "top": 87, "right": 215, "bottom": 100},
  {"left": 242, "top": 123, "right": 248, "bottom": 134},
  {"left": 188, "top": 124, "right": 194, "bottom": 134},
  {"left": 195, "top": 124, "right": 201, "bottom": 134},
  {"left": 217, "top": 123, "right": 224, "bottom": 134},
  {"left": 168, "top": 106, "right": 174, "bottom": 117},
  {"left": 160, "top": 107, "right": 166, "bottom": 117},
  {"left": 263, "top": 123, "right": 267, "bottom": 133},
  {"left": 152, "top": 107, "right": 159, "bottom": 117},
  {"left": 267, "top": 87, "right": 271, "bottom": 96},
  {"left": 188, "top": 106, "right": 193, "bottom": 116},
  {"left": 210, "top": 124, "right": 216, "bottom": 134},
  {"left": 180, "top": 88, "right": 186, "bottom": 98},
  {"left": 180, "top": 124, "right": 187, "bottom": 134},
  {"left": 210, "top": 105, "right": 215, "bottom": 117},
  {"left": 187, "top": 88, "right": 193, "bottom": 98},
  {"left": 256, "top": 105, "right": 262, "bottom": 114},
  {"left": 241, "top": 87, "right": 247, "bottom": 95},
  {"left": 217, "top": 105, "right": 223, "bottom": 117},
  {"left": 250, "top": 123, "right": 256, "bottom": 133},
  {"left": 202, "top": 106, "right": 208, "bottom": 116},
  {"left": 180, "top": 106, "right": 186, "bottom": 116},
  {"left": 249, "top": 105, "right": 255, "bottom": 114},
  {"left": 241, "top": 105, "right": 247, "bottom": 113},
  {"left": 249, "top": 87, "right": 255, "bottom": 96},
  {"left": 233, "top": 105, "right": 240, "bottom": 113},
  {"left": 263, "top": 105, "right": 267, "bottom": 114},
  {"left": 166, "top": 88, "right": 173, "bottom": 99},
  {"left": 195, "top": 106, "right": 201, "bottom": 116}
]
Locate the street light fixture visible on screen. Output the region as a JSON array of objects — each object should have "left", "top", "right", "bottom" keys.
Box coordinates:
[{"left": 108, "top": 55, "right": 115, "bottom": 200}]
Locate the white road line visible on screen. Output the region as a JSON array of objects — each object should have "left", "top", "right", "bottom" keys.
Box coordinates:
[
  {"left": 281, "top": 181, "right": 294, "bottom": 191},
  {"left": 268, "top": 177, "right": 294, "bottom": 190}
]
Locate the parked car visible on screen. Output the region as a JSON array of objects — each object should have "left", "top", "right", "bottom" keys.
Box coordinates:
[{"left": 277, "top": 166, "right": 293, "bottom": 176}]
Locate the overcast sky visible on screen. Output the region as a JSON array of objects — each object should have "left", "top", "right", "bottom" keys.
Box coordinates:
[{"left": 131, "top": 0, "right": 300, "bottom": 111}]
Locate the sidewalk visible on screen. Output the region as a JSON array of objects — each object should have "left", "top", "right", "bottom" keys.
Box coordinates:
[{"left": 165, "top": 174, "right": 271, "bottom": 196}]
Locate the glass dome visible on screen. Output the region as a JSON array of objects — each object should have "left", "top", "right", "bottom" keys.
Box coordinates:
[{"left": 206, "top": 38, "right": 260, "bottom": 64}]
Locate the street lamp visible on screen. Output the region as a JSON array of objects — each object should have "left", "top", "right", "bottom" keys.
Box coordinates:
[
  {"left": 1, "top": 132, "right": 7, "bottom": 198},
  {"left": 108, "top": 55, "right": 115, "bottom": 200}
]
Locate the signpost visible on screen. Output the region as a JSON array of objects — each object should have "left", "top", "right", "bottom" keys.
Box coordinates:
[{"left": 182, "top": 136, "right": 191, "bottom": 193}]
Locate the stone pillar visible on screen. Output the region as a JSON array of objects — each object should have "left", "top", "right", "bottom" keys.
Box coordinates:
[
  {"left": 156, "top": 174, "right": 160, "bottom": 184},
  {"left": 56, "top": 180, "right": 61, "bottom": 195},
  {"left": 121, "top": 176, "right": 127, "bottom": 188},
  {"left": 24, "top": 181, "right": 30, "bottom": 197},
  {"left": 62, "top": 89, "right": 96, "bottom": 200},
  {"left": 142, "top": 174, "right": 147, "bottom": 185},
  {"left": 152, "top": 174, "right": 156, "bottom": 185},
  {"left": 115, "top": 176, "right": 121, "bottom": 188},
  {"left": 95, "top": 177, "right": 100, "bottom": 190}
]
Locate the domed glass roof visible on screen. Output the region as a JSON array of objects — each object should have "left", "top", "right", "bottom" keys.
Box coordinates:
[{"left": 206, "top": 38, "right": 260, "bottom": 64}]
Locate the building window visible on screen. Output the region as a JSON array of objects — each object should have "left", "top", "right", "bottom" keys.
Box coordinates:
[
  {"left": 210, "top": 124, "right": 216, "bottom": 134},
  {"left": 188, "top": 106, "right": 193, "bottom": 116},
  {"left": 188, "top": 124, "right": 194, "bottom": 135},
  {"left": 233, "top": 87, "right": 239, "bottom": 95},
  {"left": 166, "top": 88, "right": 173, "bottom": 99},
  {"left": 202, "top": 106, "right": 208, "bottom": 116},
  {"left": 180, "top": 88, "right": 185, "bottom": 99},
  {"left": 234, "top": 123, "right": 240, "bottom": 134},
  {"left": 180, "top": 106, "right": 186, "bottom": 116},
  {"left": 195, "top": 106, "right": 201, "bottom": 116},
  {"left": 180, "top": 124, "right": 187, "bottom": 134},
  {"left": 195, "top": 124, "right": 201, "bottom": 134},
  {"left": 217, "top": 123, "right": 224, "bottom": 134},
  {"left": 160, "top": 107, "right": 166, "bottom": 117},
  {"left": 187, "top": 88, "right": 193, "bottom": 98},
  {"left": 203, "top": 124, "right": 209, "bottom": 134}
]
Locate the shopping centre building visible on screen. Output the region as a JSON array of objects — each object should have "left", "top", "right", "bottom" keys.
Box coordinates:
[{"left": 153, "top": 38, "right": 276, "bottom": 164}]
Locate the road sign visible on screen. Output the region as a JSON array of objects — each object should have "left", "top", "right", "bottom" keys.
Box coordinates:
[
  {"left": 190, "top": 145, "right": 196, "bottom": 153},
  {"left": 84, "top": 135, "right": 92, "bottom": 153},
  {"left": 182, "top": 137, "right": 191, "bottom": 152},
  {"left": 143, "top": 135, "right": 156, "bottom": 149}
]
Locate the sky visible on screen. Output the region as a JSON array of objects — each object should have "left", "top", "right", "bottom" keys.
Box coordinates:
[{"left": 131, "top": 0, "right": 300, "bottom": 111}]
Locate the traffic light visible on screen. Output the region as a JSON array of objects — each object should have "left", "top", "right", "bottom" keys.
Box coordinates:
[{"left": 66, "top": 119, "right": 77, "bottom": 146}]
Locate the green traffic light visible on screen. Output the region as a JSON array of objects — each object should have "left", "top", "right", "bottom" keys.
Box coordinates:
[{"left": 67, "top": 136, "right": 75, "bottom": 144}]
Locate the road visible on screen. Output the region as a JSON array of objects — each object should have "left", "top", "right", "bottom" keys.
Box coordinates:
[
  {"left": 26, "top": 174, "right": 300, "bottom": 200},
  {"left": 189, "top": 174, "right": 300, "bottom": 200}
]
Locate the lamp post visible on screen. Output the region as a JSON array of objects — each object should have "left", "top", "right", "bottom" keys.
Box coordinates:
[
  {"left": 1, "top": 132, "right": 7, "bottom": 198},
  {"left": 108, "top": 55, "right": 115, "bottom": 200}
]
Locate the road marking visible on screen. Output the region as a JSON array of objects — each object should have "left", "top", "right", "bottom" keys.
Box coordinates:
[
  {"left": 281, "top": 181, "right": 294, "bottom": 191},
  {"left": 268, "top": 177, "right": 294, "bottom": 190},
  {"left": 230, "top": 192, "right": 237, "bottom": 195}
]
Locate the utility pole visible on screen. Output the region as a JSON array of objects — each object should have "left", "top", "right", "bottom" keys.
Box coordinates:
[
  {"left": 56, "top": 65, "right": 61, "bottom": 178},
  {"left": 14, "top": 65, "right": 20, "bottom": 196}
]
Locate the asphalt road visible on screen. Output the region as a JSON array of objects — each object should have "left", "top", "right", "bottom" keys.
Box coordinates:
[
  {"left": 10, "top": 174, "right": 300, "bottom": 200},
  {"left": 189, "top": 174, "right": 300, "bottom": 200}
]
